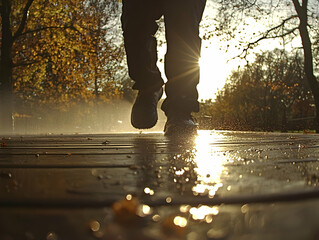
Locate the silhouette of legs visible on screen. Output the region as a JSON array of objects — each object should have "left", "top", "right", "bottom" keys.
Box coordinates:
[
  {"left": 121, "top": 0, "right": 164, "bottom": 91},
  {"left": 122, "top": 0, "right": 206, "bottom": 133},
  {"left": 161, "top": 0, "right": 206, "bottom": 116}
]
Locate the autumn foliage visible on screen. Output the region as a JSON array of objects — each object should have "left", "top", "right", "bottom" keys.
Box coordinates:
[
  {"left": 1, "top": 0, "right": 125, "bottom": 133},
  {"left": 196, "top": 49, "right": 315, "bottom": 132}
]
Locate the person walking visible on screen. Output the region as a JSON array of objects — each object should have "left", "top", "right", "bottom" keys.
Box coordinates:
[{"left": 121, "top": 0, "right": 206, "bottom": 136}]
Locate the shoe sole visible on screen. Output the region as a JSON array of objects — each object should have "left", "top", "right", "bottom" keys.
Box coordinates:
[
  {"left": 131, "top": 111, "right": 158, "bottom": 129},
  {"left": 131, "top": 88, "right": 163, "bottom": 129}
]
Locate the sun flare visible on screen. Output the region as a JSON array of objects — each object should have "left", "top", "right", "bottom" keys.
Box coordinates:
[{"left": 198, "top": 47, "right": 230, "bottom": 100}]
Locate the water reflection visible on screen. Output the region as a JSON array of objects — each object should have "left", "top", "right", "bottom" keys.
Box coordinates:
[
  {"left": 192, "top": 131, "right": 228, "bottom": 198},
  {"left": 189, "top": 205, "right": 219, "bottom": 220},
  {"left": 131, "top": 131, "right": 231, "bottom": 227},
  {"left": 132, "top": 131, "right": 229, "bottom": 209}
]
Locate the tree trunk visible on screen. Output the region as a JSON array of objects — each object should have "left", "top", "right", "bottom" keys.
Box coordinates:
[
  {"left": 299, "top": 21, "right": 319, "bottom": 132},
  {"left": 293, "top": 0, "right": 319, "bottom": 132},
  {"left": 0, "top": 0, "right": 14, "bottom": 134}
]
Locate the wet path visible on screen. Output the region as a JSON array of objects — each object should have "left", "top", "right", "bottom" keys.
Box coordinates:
[{"left": 1, "top": 131, "right": 319, "bottom": 239}]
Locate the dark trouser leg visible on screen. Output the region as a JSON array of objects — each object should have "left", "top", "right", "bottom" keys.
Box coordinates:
[
  {"left": 121, "top": 0, "right": 164, "bottom": 91},
  {"left": 161, "top": 0, "right": 206, "bottom": 116}
]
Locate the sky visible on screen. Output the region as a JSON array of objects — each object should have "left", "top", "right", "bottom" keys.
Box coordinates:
[
  {"left": 196, "top": 0, "right": 301, "bottom": 101},
  {"left": 156, "top": 0, "right": 307, "bottom": 101},
  {"left": 156, "top": 1, "right": 263, "bottom": 101}
]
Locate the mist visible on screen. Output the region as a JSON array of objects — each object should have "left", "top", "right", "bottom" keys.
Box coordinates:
[{"left": 12, "top": 100, "right": 166, "bottom": 135}]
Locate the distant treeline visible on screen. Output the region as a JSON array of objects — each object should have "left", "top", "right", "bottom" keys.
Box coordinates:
[
  {"left": 195, "top": 49, "right": 316, "bottom": 132},
  {"left": 13, "top": 48, "right": 317, "bottom": 133}
]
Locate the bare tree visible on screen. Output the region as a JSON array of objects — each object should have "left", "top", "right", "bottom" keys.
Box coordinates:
[{"left": 213, "top": 0, "right": 319, "bottom": 130}]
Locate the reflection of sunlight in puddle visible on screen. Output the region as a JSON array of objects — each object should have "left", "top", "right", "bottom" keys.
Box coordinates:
[
  {"left": 189, "top": 205, "right": 219, "bottom": 221},
  {"left": 192, "top": 131, "right": 228, "bottom": 198},
  {"left": 173, "top": 216, "right": 188, "bottom": 227},
  {"left": 185, "top": 131, "right": 228, "bottom": 222}
]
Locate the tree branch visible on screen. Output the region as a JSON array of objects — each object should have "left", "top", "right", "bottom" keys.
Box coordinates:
[
  {"left": 291, "top": 0, "right": 303, "bottom": 17},
  {"left": 234, "top": 15, "right": 299, "bottom": 59},
  {"left": 261, "top": 15, "right": 298, "bottom": 37},
  {"left": 302, "top": 0, "right": 308, "bottom": 11},
  {"left": 13, "top": 0, "right": 34, "bottom": 39},
  {"left": 243, "top": 28, "right": 298, "bottom": 55}
]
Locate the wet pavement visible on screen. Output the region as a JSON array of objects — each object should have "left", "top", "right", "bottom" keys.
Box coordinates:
[{"left": 1, "top": 130, "right": 319, "bottom": 239}]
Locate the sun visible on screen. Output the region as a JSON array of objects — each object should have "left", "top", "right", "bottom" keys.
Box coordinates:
[
  {"left": 197, "top": 47, "right": 230, "bottom": 101},
  {"left": 156, "top": 39, "right": 238, "bottom": 101}
]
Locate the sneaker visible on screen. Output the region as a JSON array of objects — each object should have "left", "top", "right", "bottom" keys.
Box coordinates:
[
  {"left": 164, "top": 113, "right": 198, "bottom": 136},
  {"left": 131, "top": 87, "right": 163, "bottom": 129}
]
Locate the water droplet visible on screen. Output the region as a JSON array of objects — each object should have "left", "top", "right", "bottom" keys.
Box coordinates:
[
  {"left": 141, "top": 204, "right": 152, "bottom": 215},
  {"left": 126, "top": 194, "right": 132, "bottom": 200},
  {"left": 144, "top": 187, "right": 154, "bottom": 195},
  {"left": 190, "top": 205, "right": 219, "bottom": 220},
  {"left": 179, "top": 205, "right": 191, "bottom": 213},
  {"left": 241, "top": 204, "right": 249, "bottom": 214},
  {"left": 205, "top": 215, "right": 213, "bottom": 223},
  {"left": 89, "top": 220, "right": 100, "bottom": 232},
  {"left": 166, "top": 197, "right": 172, "bottom": 203},
  {"left": 102, "top": 140, "right": 110, "bottom": 145},
  {"left": 137, "top": 204, "right": 152, "bottom": 217},
  {"left": 173, "top": 216, "right": 188, "bottom": 227},
  {"left": 152, "top": 214, "right": 161, "bottom": 222}
]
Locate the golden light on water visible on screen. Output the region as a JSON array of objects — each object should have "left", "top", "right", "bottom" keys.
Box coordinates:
[
  {"left": 173, "top": 216, "right": 188, "bottom": 228},
  {"left": 89, "top": 220, "right": 100, "bottom": 232},
  {"left": 184, "top": 131, "right": 229, "bottom": 222},
  {"left": 144, "top": 187, "right": 155, "bottom": 195},
  {"left": 179, "top": 205, "right": 191, "bottom": 213},
  {"left": 175, "top": 169, "right": 185, "bottom": 176},
  {"left": 126, "top": 194, "right": 132, "bottom": 200},
  {"left": 137, "top": 204, "right": 153, "bottom": 217},
  {"left": 166, "top": 197, "right": 172, "bottom": 203},
  {"left": 192, "top": 131, "right": 228, "bottom": 197},
  {"left": 189, "top": 205, "right": 219, "bottom": 221}
]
